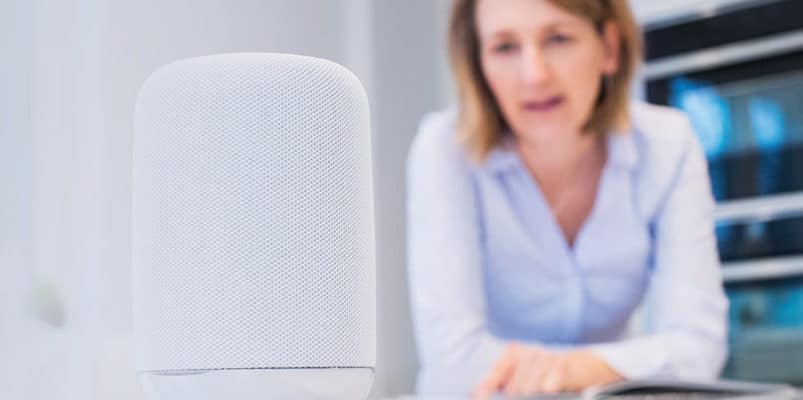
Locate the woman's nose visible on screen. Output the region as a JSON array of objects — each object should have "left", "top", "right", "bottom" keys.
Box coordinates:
[{"left": 519, "top": 46, "right": 552, "bottom": 85}]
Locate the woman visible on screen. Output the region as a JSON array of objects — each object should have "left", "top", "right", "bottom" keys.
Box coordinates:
[{"left": 406, "top": 0, "right": 728, "bottom": 397}]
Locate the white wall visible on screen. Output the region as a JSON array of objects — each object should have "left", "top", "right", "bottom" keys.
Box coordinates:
[
  {"left": 369, "top": 1, "right": 452, "bottom": 395},
  {"left": 0, "top": 2, "right": 36, "bottom": 396}
]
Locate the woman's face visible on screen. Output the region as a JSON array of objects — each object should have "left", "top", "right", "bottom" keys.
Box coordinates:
[{"left": 475, "top": 0, "right": 621, "bottom": 143}]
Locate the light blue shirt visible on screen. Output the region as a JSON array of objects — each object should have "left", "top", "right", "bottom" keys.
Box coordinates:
[{"left": 406, "top": 102, "right": 728, "bottom": 395}]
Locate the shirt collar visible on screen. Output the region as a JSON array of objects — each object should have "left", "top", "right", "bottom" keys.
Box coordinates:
[
  {"left": 607, "top": 126, "right": 638, "bottom": 170},
  {"left": 483, "top": 134, "right": 520, "bottom": 173}
]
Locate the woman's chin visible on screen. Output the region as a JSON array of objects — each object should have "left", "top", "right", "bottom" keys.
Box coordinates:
[{"left": 515, "top": 122, "right": 577, "bottom": 144}]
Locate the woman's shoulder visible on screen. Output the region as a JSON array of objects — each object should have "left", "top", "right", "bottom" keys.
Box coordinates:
[
  {"left": 407, "top": 107, "right": 473, "bottom": 175},
  {"left": 629, "top": 101, "right": 705, "bottom": 178},
  {"left": 630, "top": 101, "right": 699, "bottom": 159},
  {"left": 628, "top": 101, "right": 710, "bottom": 219}
]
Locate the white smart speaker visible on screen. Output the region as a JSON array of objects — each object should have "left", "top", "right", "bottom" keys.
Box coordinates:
[{"left": 131, "top": 53, "right": 376, "bottom": 400}]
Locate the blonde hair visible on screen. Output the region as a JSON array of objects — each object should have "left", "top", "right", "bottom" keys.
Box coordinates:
[{"left": 448, "top": 0, "right": 643, "bottom": 161}]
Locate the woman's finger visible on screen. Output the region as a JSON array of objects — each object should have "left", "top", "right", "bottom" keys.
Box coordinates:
[
  {"left": 541, "top": 355, "right": 567, "bottom": 393},
  {"left": 472, "top": 343, "right": 519, "bottom": 400},
  {"left": 502, "top": 357, "right": 531, "bottom": 397},
  {"left": 503, "top": 347, "right": 545, "bottom": 397},
  {"left": 524, "top": 351, "right": 556, "bottom": 394},
  {"left": 519, "top": 353, "right": 547, "bottom": 395}
]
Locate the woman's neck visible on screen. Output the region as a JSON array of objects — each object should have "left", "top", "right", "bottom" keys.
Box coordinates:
[{"left": 515, "top": 130, "right": 605, "bottom": 190}]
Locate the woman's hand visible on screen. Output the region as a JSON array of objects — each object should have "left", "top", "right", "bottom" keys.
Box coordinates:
[
  {"left": 472, "top": 343, "right": 564, "bottom": 399},
  {"left": 472, "top": 342, "right": 624, "bottom": 399}
]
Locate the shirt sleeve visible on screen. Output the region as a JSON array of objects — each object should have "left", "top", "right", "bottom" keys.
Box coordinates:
[
  {"left": 589, "top": 118, "right": 729, "bottom": 380},
  {"left": 406, "top": 112, "right": 507, "bottom": 395}
]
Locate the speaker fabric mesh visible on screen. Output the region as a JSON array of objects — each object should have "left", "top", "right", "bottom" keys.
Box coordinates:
[{"left": 132, "top": 53, "right": 375, "bottom": 372}]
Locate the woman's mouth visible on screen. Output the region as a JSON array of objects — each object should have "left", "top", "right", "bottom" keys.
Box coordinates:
[{"left": 522, "top": 96, "right": 564, "bottom": 112}]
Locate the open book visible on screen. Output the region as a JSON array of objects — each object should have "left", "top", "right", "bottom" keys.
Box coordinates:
[
  {"left": 584, "top": 379, "right": 799, "bottom": 399},
  {"left": 511, "top": 379, "right": 800, "bottom": 399}
]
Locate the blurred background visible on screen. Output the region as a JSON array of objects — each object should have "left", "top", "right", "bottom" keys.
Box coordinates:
[{"left": 1, "top": 0, "right": 802, "bottom": 398}]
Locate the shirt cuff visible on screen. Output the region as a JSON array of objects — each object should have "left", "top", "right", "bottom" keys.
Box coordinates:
[{"left": 416, "top": 334, "right": 508, "bottom": 395}]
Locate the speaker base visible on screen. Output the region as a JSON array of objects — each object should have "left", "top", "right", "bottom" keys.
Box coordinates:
[{"left": 139, "top": 367, "right": 374, "bottom": 400}]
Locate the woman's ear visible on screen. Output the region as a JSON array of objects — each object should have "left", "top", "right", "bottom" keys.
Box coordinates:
[{"left": 601, "top": 20, "right": 621, "bottom": 76}]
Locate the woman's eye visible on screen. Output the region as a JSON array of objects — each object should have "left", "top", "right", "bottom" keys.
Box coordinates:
[
  {"left": 547, "top": 34, "right": 572, "bottom": 45},
  {"left": 492, "top": 42, "right": 518, "bottom": 54}
]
